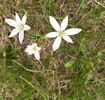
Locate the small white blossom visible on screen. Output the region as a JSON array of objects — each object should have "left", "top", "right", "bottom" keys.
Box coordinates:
[
  {"left": 46, "top": 16, "right": 82, "bottom": 51},
  {"left": 25, "top": 43, "right": 41, "bottom": 61},
  {"left": 5, "top": 12, "right": 31, "bottom": 44}
]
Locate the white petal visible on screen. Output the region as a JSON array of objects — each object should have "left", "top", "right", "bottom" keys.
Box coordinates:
[
  {"left": 61, "top": 16, "right": 68, "bottom": 31},
  {"left": 49, "top": 16, "right": 60, "bottom": 31},
  {"left": 9, "top": 29, "right": 19, "bottom": 37},
  {"left": 63, "top": 35, "right": 74, "bottom": 43},
  {"left": 24, "top": 25, "right": 31, "bottom": 31},
  {"left": 25, "top": 47, "right": 29, "bottom": 53},
  {"left": 65, "top": 28, "right": 82, "bottom": 35},
  {"left": 19, "top": 31, "right": 24, "bottom": 44},
  {"left": 5, "top": 19, "right": 17, "bottom": 27},
  {"left": 32, "top": 43, "right": 37, "bottom": 47},
  {"left": 22, "top": 15, "right": 27, "bottom": 24},
  {"left": 25, "top": 47, "right": 33, "bottom": 55},
  {"left": 53, "top": 36, "right": 62, "bottom": 51},
  {"left": 15, "top": 12, "right": 21, "bottom": 23},
  {"left": 34, "top": 52, "right": 40, "bottom": 61},
  {"left": 37, "top": 47, "right": 41, "bottom": 51},
  {"left": 45, "top": 32, "right": 58, "bottom": 38},
  {"left": 25, "top": 47, "right": 30, "bottom": 54}
]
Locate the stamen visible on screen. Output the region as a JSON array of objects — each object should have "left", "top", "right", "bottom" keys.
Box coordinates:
[
  {"left": 58, "top": 31, "right": 64, "bottom": 36},
  {"left": 33, "top": 47, "right": 37, "bottom": 51},
  {"left": 18, "top": 24, "right": 24, "bottom": 30}
]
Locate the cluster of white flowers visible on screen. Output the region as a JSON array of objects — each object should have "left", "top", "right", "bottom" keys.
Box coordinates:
[{"left": 5, "top": 13, "right": 82, "bottom": 61}]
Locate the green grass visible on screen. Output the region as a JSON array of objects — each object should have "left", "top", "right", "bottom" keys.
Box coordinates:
[{"left": 0, "top": 0, "right": 105, "bottom": 100}]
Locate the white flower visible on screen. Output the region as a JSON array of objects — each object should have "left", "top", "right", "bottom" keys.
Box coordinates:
[
  {"left": 45, "top": 16, "right": 82, "bottom": 51},
  {"left": 25, "top": 43, "right": 41, "bottom": 61},
  {"left": 5, "top": 12, "right": 31, "bottom": 44}
]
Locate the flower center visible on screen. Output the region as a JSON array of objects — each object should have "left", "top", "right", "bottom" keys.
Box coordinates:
[
  {"left": 32, "top": 47, "right": 37, "bottom": 51},
  {"left": 18, "top": 24, "right": 24, "bottom": 30},
  {"left": 58, "top": 31, "right": 64, "bottom": 36}
]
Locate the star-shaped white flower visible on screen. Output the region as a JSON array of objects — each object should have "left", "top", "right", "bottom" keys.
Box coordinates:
[
  {"left": 5, "top": 12, "right": 31, "bottom": 44},
  {"left": 45, "top": 16, "right": 82, "bottom": 51},
  {"left": 25, "top": 43, "right": 41, "bottom": 61}
]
